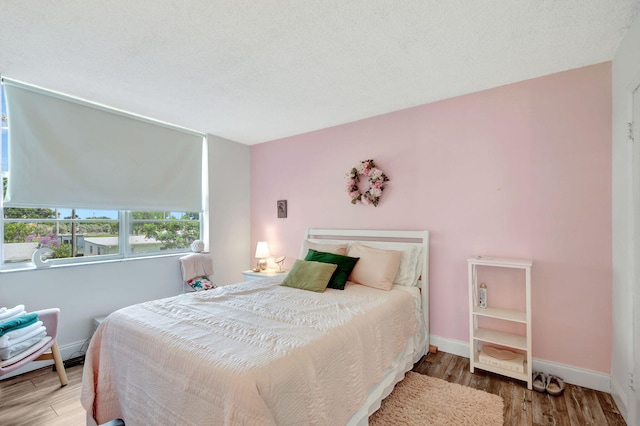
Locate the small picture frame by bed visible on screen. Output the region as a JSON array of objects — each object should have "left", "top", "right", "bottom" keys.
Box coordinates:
[{"left": 277, "top": 200, "right": 287, "bottom": 218}]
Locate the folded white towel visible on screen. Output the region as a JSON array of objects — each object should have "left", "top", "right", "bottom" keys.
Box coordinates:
[
  {"left": 179, "top": 253, "right": 214, "bottom": 282},
  {"left": 0, "top": 332, "right": 47, "bottom": 360},
  {"left": 0, "top": 305, "right": 25, "bottom": 321},
  {"left": 0, "top": 322, "right": 45, "bottom": 348}
]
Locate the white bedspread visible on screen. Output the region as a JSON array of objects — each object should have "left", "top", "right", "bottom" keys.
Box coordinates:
[{"left": 81, "top": 276, "right": 419, "bottom": 425}]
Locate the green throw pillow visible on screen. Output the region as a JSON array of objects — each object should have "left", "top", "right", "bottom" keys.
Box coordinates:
[
  {"left": 281, "top": 259, "right": 338, "bottom": 292},
  {"left": 304, "top": 249, "right": 360, "bottom": 290}
]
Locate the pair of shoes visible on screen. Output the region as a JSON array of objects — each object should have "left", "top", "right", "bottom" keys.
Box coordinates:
[
  {"left": 532, "top": 372, "right": 565, "bottom": 396},
  {"left": 545, "top": 375, "right": 565, "bottom": 396},
  {"left": 532, "top": 371, "right": 547, "bottom": 392}
]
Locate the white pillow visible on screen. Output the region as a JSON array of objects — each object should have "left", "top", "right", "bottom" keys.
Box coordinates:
[
  {"left": 346, "top": 243, "right": 402, "bottom": 291},
  {"left": 395, "top": 245, "right": 420, "bottom": 286},
  {"left": 299, "top": 240, "right": 348, "bottom": 258}
]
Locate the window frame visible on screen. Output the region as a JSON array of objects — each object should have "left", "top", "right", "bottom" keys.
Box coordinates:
[
  {"left": 1, "top": 86, "right": 9, "bottom": 268},
  {"left": 1, "top": 209, "right": 204, "bottom": 270}
]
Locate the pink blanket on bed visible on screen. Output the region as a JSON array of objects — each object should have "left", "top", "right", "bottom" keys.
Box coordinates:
[{"left": 81, "top": 277, "right": 418, "bottom": 425}]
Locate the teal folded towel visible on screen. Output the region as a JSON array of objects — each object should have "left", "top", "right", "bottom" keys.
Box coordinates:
[{"left": 0, "top": 313, "right": 38, "bottom": 336}]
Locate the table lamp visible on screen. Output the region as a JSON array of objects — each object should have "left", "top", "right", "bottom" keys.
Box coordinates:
[{"left": 255, "top": 241, "right": 270, "bottom": 271}]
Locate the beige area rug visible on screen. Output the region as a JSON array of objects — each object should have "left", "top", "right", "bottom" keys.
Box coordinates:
[{"left": 370, "top": 372, "right": 504, "bottom": 425}]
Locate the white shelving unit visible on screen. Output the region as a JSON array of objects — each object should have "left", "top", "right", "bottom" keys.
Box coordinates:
[{"left": 467, "top": 256, "right": 532, "bottom": 389}]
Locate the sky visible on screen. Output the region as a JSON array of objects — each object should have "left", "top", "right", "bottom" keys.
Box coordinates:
[{"left": 58, "top": 209, "right": 118, "bottom": 220}]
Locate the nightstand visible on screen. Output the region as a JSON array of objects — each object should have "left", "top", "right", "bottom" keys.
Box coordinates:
[{"left": 242, "top": 269, "right": 286, "bottom": 281}]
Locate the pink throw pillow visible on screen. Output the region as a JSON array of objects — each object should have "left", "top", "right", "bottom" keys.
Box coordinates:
[{"left": 347, "top": 243, "right": 402, "bottom": 291}]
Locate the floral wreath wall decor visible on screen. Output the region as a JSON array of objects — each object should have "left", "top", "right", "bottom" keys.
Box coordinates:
[{"left": 345, "top": 159, "right": 389, "bottom": 207}]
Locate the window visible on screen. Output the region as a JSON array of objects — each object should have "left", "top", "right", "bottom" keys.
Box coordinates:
[
  {"left": 3, "top": 206, "right": 120, "bottom": 263},
  {"left": 129, "top": 212, "right": 201, "bottom": 254},
  {"left": 0, "top": 81, "right": 205, "bottom": 268}
]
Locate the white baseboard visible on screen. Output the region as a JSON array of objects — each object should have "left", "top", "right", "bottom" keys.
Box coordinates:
[
  {"left": 610, "top": 376, "right": 629, "bottom": 420},
  {"left": 59, "top": 338, "right": 92, "bottom": 360},
  {"left": 430, "top": 334, "right": 469, "bottom": 358},
  {"left": 429, "top": 334, "right": 611, "bottom": 393},
  {"left": 0, "top": 339, "right": 89, "bottom": 380}
]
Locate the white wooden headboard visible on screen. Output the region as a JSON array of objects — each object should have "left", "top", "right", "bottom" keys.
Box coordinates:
[{"left": 304, "top": 228, "right": 430, "bottom": 353}]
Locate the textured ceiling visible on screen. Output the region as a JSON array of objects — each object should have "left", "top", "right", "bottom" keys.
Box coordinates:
[{"left": 1, "top": 1, "right": 639, "bottom": 145}]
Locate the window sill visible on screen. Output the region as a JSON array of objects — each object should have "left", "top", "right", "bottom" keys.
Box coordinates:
[{"left": 0, "top": 251, "right": 189, "bottom": 274}]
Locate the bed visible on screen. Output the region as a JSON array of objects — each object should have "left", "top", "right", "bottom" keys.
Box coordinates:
[{"left": 81, "top": 229, "right": 430, "bottom": 425}]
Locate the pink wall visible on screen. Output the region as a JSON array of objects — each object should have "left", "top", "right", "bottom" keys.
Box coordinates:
[{"left": 251, "top": 63, "right": 612, "bottom": 373}]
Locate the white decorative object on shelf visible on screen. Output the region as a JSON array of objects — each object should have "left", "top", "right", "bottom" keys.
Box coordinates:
[
  {"left": 479, "top": 346, "right": 525, "bottom": 373},
  {"left": 191, "top": 240, "right": 205, "bottom": 253},
  {"left": 467, "top": 256, "right": 533, "bottom": 389},
  {"left": 32, "top": 247, "right": 54, "bottom": 268},
  {"left": 479, "top": 282, "right": 488, "bottom": 308}
]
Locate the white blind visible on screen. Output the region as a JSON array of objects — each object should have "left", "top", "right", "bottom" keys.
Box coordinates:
[{"left": 3, "top": 78, "right": 205, "bottom": 212}]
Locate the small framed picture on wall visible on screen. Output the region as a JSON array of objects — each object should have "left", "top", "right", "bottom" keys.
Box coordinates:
[{"left": 277, "top": 200, "right": 287, "bottom": 218}]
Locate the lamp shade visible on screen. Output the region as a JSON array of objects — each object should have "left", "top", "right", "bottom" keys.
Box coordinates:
[{"left": 255, "top": 241, "right": 271, "bottom": 259}]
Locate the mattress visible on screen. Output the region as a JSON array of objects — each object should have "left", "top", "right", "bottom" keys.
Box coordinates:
[{"left": 81, "top": 275, "right": 424, "bottom": 425}]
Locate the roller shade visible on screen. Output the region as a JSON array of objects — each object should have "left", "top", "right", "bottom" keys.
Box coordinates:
[{"left": 3, "top": 78, "right": 205, "bottom": 212}]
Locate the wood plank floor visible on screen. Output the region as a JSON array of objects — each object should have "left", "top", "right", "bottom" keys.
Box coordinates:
[
  {"left": 412, "top": 351, "right": 627, "bottom": 426},
  {"left": 0, "top": 351, "right": 627, "bottom": 425}
]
